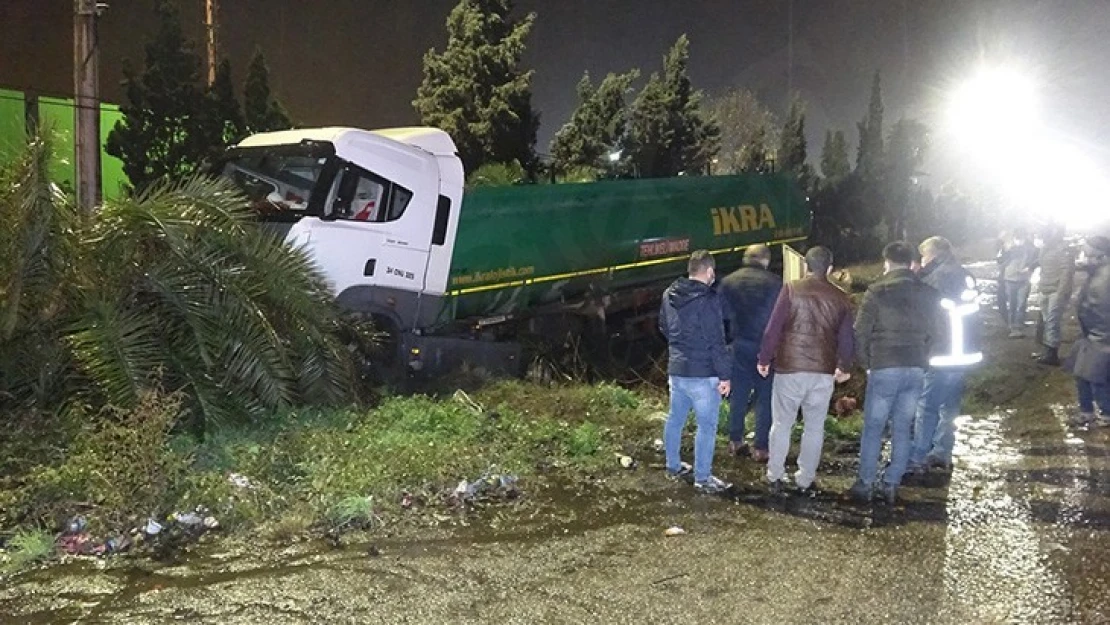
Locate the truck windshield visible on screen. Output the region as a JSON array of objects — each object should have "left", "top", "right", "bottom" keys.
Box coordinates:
[{"left": 220, "top": 145, "right": 335, "bottom": 221}]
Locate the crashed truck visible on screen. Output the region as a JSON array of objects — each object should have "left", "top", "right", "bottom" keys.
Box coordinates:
[{"left": 218, "top": 127, "right": 811, "bottom": 375}]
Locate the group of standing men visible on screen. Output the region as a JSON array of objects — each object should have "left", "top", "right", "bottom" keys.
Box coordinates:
[
  {"left": 660, "top": 229, "right": 1110, "bottom": 500},
  {"left": 994, "top": 226, "right": 1110, "bottom": 426},
  {"left": 658, "top": 237, "right": 978, "bottom": 502}
]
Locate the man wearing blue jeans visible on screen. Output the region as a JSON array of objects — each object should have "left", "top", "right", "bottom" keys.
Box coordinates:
[
  {"left": 1034, "top": 225, "right": 1074, "bottom": 366},
  {"left": 998, "top": 228, "right": 1039, "bottom": 338},
  {"left": 659, "top": 250, "right": 732, "bottom": 494},
  {"left": 911, "top": 236, "right": 981, "bottom": 472},
  {"left": 719, "top": 244, "right": 782, "bottom": 462},
  {"left": 849, "top": 242, "right": 940, "bottom": 504}
]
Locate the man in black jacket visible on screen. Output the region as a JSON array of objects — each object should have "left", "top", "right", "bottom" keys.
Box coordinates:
[
  {"left": 720, "top": 244, "right": 782, "bottom": 462},
  {"left": 910, "top": 236, "right": 981, "bottom": 473},
  {"left": 849, "top": 242, "right": 941, "bottom": 503},
  {"left": 659, "top": 250, "right": 733, "bottom": 494},
  {"left": 1068, "top": 236, "right": 1110, "bottom": 426}
]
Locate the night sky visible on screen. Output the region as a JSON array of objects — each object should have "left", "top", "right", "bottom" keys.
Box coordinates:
[{"left": 3, "top": 0, "right": 1110, "bottom": 176}]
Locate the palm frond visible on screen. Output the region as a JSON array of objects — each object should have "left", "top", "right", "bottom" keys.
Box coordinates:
[{"left": 65, "top": 299, "right": 165, "bottom": 408}]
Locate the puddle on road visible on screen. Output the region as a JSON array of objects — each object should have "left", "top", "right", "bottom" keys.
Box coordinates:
[{"left": 944, "top": 412, "right": 1073, "bottom": 622}]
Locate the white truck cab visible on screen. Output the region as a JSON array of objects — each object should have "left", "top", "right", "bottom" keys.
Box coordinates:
[{"left": 223, "top": 127, "right": 467, "bottom": 337}]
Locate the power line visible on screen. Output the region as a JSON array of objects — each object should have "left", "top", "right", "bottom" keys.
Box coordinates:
[{"left": 0, "top": 93, "right": 119, "bottom": 114}]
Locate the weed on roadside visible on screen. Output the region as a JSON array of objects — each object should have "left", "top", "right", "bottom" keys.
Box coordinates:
[
  {"left": 1, "top": 528, "right": 54, "bottom": 573},
  {"left": 326, "top": 495, "right": 380, "bottom": 530}
]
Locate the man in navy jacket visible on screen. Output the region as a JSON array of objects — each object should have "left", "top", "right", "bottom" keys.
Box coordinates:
[{"left": 659, "top": 250, "right": 733, "bottom": 494}]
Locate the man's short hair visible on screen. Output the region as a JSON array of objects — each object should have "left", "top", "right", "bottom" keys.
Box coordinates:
[
  {"left": 883, "top": 241, "right": 915, "bottom": 266},
  {"left": 744, "top": 244, "right": 771, "bottom": 264},
  {"left": 805, "top": 246, "right": 833, "bottom": 275},
  {"left": 688, "top": 249, "right": 716, "bottom": 275},
  {"left": 919, "top": 236, "right": 952, "bottom": 258}
]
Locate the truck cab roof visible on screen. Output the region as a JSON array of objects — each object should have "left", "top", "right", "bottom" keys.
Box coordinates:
[{"left": 236, "top": 126, "right": 458, "bottom": 159}]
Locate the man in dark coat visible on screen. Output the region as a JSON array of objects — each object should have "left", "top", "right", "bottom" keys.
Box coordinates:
[
  {"left": 849, "top": 242, "right": 941, "bottom": 504},
  {"left": 659, "top": 250, "right": 733, "bottom": 493},
  {"left": 719, "top": 244, "right": 782, "bottom": 462},
  {"left": 1067, "top": 236, "right": 1110, "bottom": 427}
]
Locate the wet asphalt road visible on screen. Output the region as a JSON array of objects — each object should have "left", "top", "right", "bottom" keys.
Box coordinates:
[{"left": 4, "top": 265, "right": 1110, "bottom": 624}]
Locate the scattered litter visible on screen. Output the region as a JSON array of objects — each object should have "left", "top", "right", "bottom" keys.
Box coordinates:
[
  {"left": 653, "top": 438, "right": 664, "bottom": 452},
  {"left": 57, "top": 533, "right": 93, "bottom": 555},
  {"left": 448, "top": 466, "right": 520, "bottom": 506},
  {"left": 144, "top": 518, "right": 164, "bottom": 536},
  {"left": 227, "top": 473, "right": 256, "bottom": 490},
  {"left": 616, "top": 454, "right": 637, "bottom": 469},
  {"left": 401, "top": 492, "right": 415, "bottom": 510},
  {"left": 103, "top": 535, "right": 133, "bottom": 554},
  {"left": 171, "top": 511, "right": 204, "bottom": 528},
  {"left": 66, "top": 516, "right": 88, "bottom": 535},
  {"left": 202, "top": 516, "right": 219, "bottom": 530},
  {"left": 664, "top": 526, "right": 686, "bottom": 537}
]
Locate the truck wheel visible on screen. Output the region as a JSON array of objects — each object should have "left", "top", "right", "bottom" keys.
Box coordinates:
[{"left": 340, "top": 312, "right": 404, "bottom": 393}]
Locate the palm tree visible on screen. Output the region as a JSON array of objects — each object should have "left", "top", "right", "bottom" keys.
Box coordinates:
[{"left": 0, "top": 136, "right": 354, "bottom": 431}]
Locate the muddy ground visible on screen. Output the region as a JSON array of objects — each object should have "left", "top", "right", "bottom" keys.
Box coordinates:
[{"left": 2, "top": 263, "right": 1110, "bottom": 624}]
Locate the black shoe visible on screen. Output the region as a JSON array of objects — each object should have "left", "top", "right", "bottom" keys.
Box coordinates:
[
  {"left": 881, "top": 484, "right": 898, "bottom": 505},
  {"left": 846, "top": 480, "right": 873, "bottom": 503},
  {"left": 1036, "top": 346, "right": 1060, "bottom": 366},
  {"left": 728, "top": 441, "right": 751, "bottom": 458},
  {"left": 796, "top": 482, "right": 821, "bottom": 498},
  {"left": 768, "top": 480, "right": 787, "bottom": 497}
]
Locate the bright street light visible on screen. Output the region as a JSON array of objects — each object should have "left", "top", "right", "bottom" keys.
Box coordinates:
[
  {"left": 946, "top": 64, "right": 1109, "bottom": 231},
  {"left": 947, "top": 65, "right": 1038, "bottom": 153}
]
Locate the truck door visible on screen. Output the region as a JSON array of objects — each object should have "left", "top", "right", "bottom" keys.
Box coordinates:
[{"left": 307, "top": 160, "right": 432, "bottom": 299}]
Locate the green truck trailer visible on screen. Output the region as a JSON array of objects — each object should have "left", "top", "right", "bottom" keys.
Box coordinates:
[{"left": 220, "top": 126, "right": 810, "bottom": 374}]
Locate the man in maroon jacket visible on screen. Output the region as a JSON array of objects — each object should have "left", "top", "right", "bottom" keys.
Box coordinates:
[{"left": 758, "top": 246, "right": 855, "bottom": 495}]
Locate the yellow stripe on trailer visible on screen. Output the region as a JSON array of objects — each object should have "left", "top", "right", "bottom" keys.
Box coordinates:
[{"left": 447, "top": 236, "right": 806, "bottom": 297}]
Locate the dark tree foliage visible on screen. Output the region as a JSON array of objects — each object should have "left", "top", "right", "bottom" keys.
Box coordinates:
[
  {"left": 414, "top": 0, "right": 539, "bottom": 175},
  {"left": 550, "top": 70, "right": 639, "bottom": 176},
  {"left": 106, "top": 0, "right": 209, "bottom": 191},
  {"left": 243, "top": 48, "right": 293, "bottom": 134},
  {"left": 626, "top": 36, "right": 719, "bottom": 178},
  {"left": 709, "top": 88, "right": 778, "bottom": 174},
  {"left": 200, "top": 59, "right": 246, "bottom": 157},
  {"left": 820, "top": 129, "right": 850, "bottom": 180}
]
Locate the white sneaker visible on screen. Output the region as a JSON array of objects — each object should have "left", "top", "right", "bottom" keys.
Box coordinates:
[{"left": 694, "top": 475, "right": 732, "bottom": 495}]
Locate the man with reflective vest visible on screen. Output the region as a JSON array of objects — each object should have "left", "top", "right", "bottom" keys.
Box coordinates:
[{"left": 909, "top": 236, "right": 983, "bottom": 473}]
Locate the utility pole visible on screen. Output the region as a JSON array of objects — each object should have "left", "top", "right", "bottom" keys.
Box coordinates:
[
  {"left": 787, "top": 0, "right": 794, "bottom": 96},
  {"left": 74, "top": 0, "right": 103, "bottom": 212},
  {"left": 205, "top": 0, "right": 219, "bottom": 86}
]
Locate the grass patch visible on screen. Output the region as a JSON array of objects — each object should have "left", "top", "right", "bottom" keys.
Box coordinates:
[
  {"left": 1, "top": 528, "right": 54, "bottom": 573},
  {"left": 825, "top": 412, "right": 864, "bottom": 441},
  {"left": 0, "top": 380, "right": 662, "bottom": 544},
  {"left": 567, "top": 422, "right": 604, "bottom": 458},
  {"left": 260, "top": 507, "right": 316, "bottom": 543},
  {"left": 326, "top": 495, "right": 380, "bottom": 530}
]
